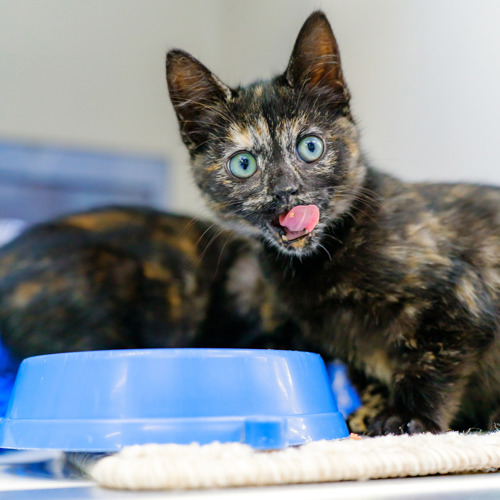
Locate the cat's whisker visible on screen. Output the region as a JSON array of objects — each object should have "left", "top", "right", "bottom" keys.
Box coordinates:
[
  {"left": 212, "top": 231, "right": 235, "bottom": 281},
  {"left": 317, "top": 242, "right": 333, "bottom": 261},
  {"left": 335, "top": 185, "right": 382, "bottom": 206},
  {"left": 323, "top": 233, "right": 344, "bottom": 246},
  {"left": 181, "top": 120, "right": 224, "bottom": 128},
  {"left": 174, "top": 98, "right": 234, "bottom": 124},
  {"left": 198, "top": 228, "right": 226, "bottom": 263},
  {"left": 179, "top": 216, "right": 201, "bottom": 235},
  {"left": 194, "top": 222, "right": 218, "bottom": 249},
  {"left": 344, "top": 203, "right": 379, "bottom": 226},
  {"left": 332, "top": 187, "right": 382, "bottom": 224}
]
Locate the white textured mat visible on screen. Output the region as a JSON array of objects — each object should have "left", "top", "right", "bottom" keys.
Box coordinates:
[{"left": 87, "top": 432, "right": 500, "bottom": 490}]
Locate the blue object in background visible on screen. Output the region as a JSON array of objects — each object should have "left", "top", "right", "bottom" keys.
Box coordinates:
[
  {"left": 326, "top": 360, "right": 362, "bottom": 418},
  {"left": 0, "top": 140, "right": 169, "bottom": 227},
  {"left": 0, "top": 336, "right": 20, "bottom": 418}
]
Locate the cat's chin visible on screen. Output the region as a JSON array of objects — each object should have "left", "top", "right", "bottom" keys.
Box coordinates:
[
  {"left": 264, "top": 222, "right": 320, "bottom": 257},
  {"left": 278, "top": 232, "right": 312, "bottom": 250}
]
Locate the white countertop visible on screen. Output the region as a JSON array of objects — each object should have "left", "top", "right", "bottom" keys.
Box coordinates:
[{"left": 1, "top": 449, "right": 500, "bottom": 500}]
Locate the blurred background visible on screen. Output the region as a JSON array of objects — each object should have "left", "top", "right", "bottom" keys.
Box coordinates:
[{"left": 0, "top": 0, "right": 499, "bottom": 240}]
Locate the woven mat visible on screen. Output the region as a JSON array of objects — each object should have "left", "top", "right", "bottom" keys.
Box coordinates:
[{"left": 86, "top": 432, "right": 500, "bottom": 490}]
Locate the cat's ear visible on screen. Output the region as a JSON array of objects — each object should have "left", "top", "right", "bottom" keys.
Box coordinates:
[
  {"left": 166, "top": 49, "right": 232, "bottom": 149},
  {"left": 285, "top": 11, "right": 349, "bottom": 103}
]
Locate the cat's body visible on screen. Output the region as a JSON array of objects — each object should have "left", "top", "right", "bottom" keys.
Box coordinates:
[
  {"left": 0, "top": 206, "right": 293, "bottom": 359},
  {"left": 165, "top": 11, "right": 500, "bottom": 434},
  {"left": 260, "top": 171, "right": 500, "bottom": 433},
  {"left": 1, "top": 11, "right": 499, "bottom": 435}
]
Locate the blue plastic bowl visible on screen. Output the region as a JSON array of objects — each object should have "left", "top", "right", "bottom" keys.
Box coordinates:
[{"left": 0, "top": 349, "right": 349, "bottom": 451}]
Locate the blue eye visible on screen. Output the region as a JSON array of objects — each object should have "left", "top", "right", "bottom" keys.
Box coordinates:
[
  {"left": 227, "top": 152, "right": 257, "bottom": 179},
  {"left": 296, "top": 136, "right": 324, "bottom": 163}
]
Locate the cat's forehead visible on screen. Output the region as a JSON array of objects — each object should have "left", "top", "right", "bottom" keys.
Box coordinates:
[{"left": 223, "top": 82, "right": 308, "bottom": 150}]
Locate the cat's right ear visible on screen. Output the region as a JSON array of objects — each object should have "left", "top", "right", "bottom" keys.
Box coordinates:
[
  {"left": 285, "top": 11, "right": 350, "bottom": 104},
  {"left": 166, "top": 49, "right": 232, "bottom": 150}
]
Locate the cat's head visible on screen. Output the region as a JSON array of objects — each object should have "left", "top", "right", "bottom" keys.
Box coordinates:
[{"left": 166, "top": 11, "right": 366, "bottom": 257}]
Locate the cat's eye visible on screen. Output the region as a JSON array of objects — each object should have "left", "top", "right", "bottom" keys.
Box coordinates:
[
  {"left": 296, "top": 136, "right": 324, "bottom": 163},
  {"left": 227, "top": 152, "right": 257, "bottom": 179}
]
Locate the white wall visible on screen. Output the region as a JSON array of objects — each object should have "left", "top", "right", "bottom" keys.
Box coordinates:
[{"left": 0, "top": 0, "right": 499, "bottom": 217}]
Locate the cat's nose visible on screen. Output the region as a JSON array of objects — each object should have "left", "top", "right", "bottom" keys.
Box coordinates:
[{"left": 273, "top": 185, "right": 299, "bottom": 206}]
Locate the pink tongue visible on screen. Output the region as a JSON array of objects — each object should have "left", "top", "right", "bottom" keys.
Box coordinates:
[{"left": 279, "top": 205, "right": 320, "bottom": 233}]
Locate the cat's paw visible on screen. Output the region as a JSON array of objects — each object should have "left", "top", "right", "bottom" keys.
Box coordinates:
[{"left": 367, "top": 411, "right": 442, "bottom": 436}]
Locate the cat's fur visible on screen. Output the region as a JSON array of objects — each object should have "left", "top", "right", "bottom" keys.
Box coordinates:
[
  {"left": 165, "top": 11, "right": 500, "bottom": 434},
  {"left": 0, "top": 206, "right": 298, "bottom": 359},
  {"left": 1, "top": 11, "right": 499, "bottom": 436}
]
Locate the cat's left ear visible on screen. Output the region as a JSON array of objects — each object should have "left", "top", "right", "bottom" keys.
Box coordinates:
[
  {"left": 286, "top": 11, "right": 350, "bottom": 103},
  {"left": 166, "top": 49, "right": 232, "bottom": 149}
]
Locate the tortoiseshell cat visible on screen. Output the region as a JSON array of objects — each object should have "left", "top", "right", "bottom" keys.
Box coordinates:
[
  {"left": 165, "top": 11, "right": 500, "bottom": 435},
  {"left": 1, "top": 11, "right": 499, "bottom": 436}
]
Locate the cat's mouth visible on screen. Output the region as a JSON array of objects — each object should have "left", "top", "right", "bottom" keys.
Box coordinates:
[{"left": 270, "top": 204, "right": 320, "bottom": 249}]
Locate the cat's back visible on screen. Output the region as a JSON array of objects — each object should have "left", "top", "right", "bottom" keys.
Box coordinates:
[
  {"left": 0, "top": 205, "right": 216, "bottom": 260},
  {"left": 412, "top": 182, "right": 500, "bottom": 266},
  {"left": 0, "top": 206, "right": 263, "bottom": 358},
  {"left": 414, "top": 182, "right": 500, "bottom": 226},
  {"left": 374, "top": 174, "right": 500, "bottom": 258},
  {"left": 357, "top": 174, "right": 500, "bottom": 317},
  {"left": 0, "top": 204, "right": 243, "bottom": 324}
]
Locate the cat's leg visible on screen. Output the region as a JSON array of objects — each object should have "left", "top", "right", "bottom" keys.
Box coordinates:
[
  {"left": 368, "top": 328, "right": 492, "bottom": 435},
  {"left": 346, "top": 381, "right": 389, "bottom": 434},
  {"left": 362, "top": 264, "right": 498, "bottom": 435},
  {"left": 488, "top": 408, "right": 500, "bottom": 431}
]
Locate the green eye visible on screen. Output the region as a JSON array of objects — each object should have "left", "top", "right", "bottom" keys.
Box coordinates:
[
  {"left": 296, "top": 136, "right": 324, "bottom": 163},
  {"left": 227, "top": 152, "right": 257, "bottom": 179}
]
